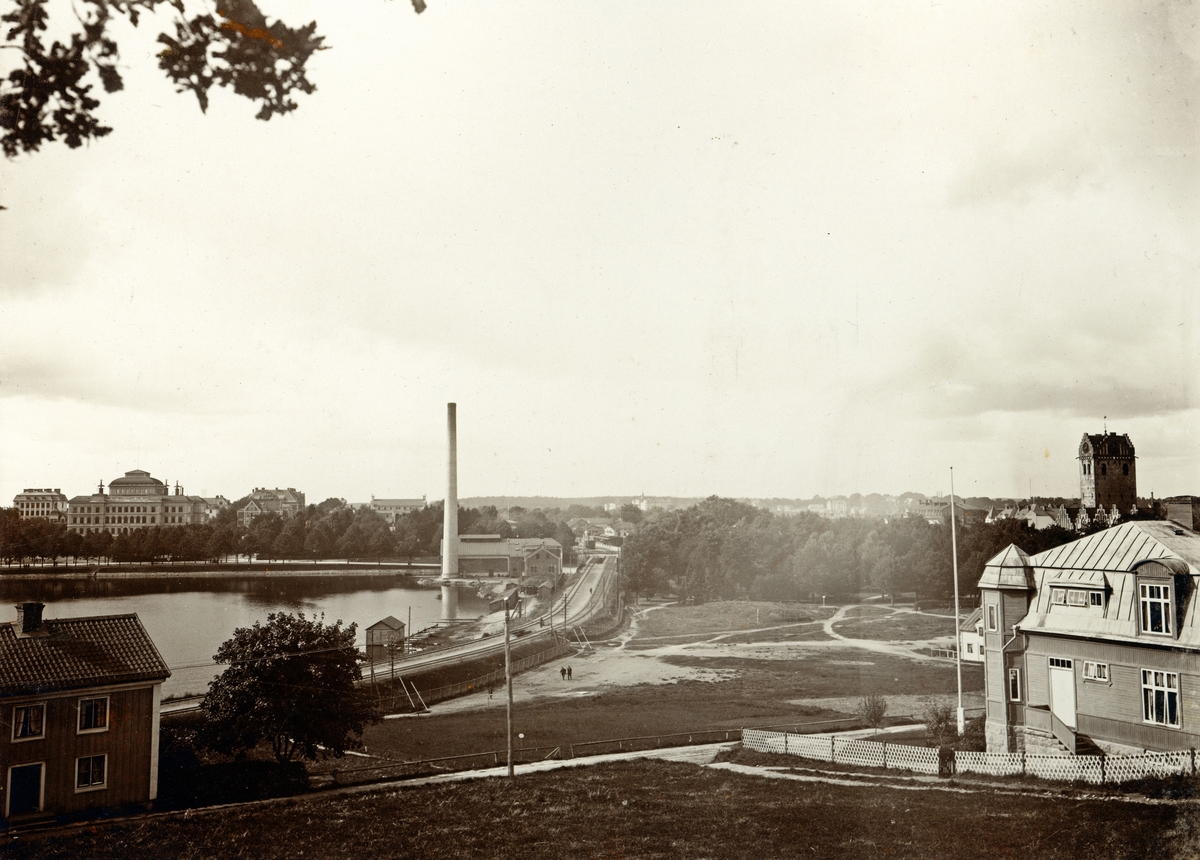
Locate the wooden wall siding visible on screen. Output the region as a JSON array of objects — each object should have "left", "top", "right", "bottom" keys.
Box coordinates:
[
  {"left": 1022, "top": 633, "right": 1200, "bottom": 749},
  {"left": 1, "top": 686, "right": 154, "bottom": 821},
  {"left": 1078, "top": 712, "right": 1200, "bottom": 751},
  {"left": 1003, "top": 592, "right": 1030, "bottom": 634}
]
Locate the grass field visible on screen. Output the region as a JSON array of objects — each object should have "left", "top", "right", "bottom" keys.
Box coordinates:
[
  {"left": 832, "top": 611, "right": 961, "bottom": 641},
  {"left": 634, "top": 601, "right": 827, "bottom": 637},
  {"left": 6, "top": 760, "right": 1192, "bottom": 859}
]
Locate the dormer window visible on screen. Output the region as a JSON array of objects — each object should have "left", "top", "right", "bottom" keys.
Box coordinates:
[
  {"left": 1140, "top": 583, "right": 1172, "bottom": 635},
  {"left": 1050, "top": 587, "right": 1104, "bottom": 608}
]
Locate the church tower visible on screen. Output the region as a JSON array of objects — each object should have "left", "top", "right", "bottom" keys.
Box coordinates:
[{"left": 1078, "top": 431, "right": 1136, "bottom": 512}]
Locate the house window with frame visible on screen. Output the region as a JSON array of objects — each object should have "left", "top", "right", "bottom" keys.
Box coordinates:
[
  {"left": 1140, "top": 583, "right": 1172, "bottom": 635},
  {"left": 1142, "top": 670, "right": 1180, "bottom": 727},
  {"left": 1008, "top": 668, "right": 1021, "bottom": 701},
  {"left": 1067, "top": 589, "right": 1090, "bottom": 607},
  {"left": 11, "top": 704, "right": 44, "bottom": 741},
  {"left": 78, "top": 697, "right": 108, "bottom": 733},
  {"left": 1083, "top": 661, "right": 1109, "bottom": 682},
  {"left": 1051, "top": 588, "right": 1067, "bottom": 605},
  {"left": 987, "top": 605, "right": 997, "bottom": 631},
  {"left": 1090, "top": 591, "right": 1104, "bottom": 607},
  {"left": 75, "top": 754, "right": 106, "bottom": 790}
]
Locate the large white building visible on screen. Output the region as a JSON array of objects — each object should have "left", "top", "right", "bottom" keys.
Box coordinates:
[
  {"left": 12, "top": 489, "right": 68, "bottom": 524},
  {"left": 370, "top": 496, "right": 426, "bottom": 526},
  {"left": 66, "top": 470, "right": 210, "bottom": 535}
]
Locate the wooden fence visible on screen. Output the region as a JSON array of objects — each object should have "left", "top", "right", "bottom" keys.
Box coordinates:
[{"left": 742, "top": 729, "right": 1199, "bottom": 785}]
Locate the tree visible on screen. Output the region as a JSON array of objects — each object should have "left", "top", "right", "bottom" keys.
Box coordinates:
[
  {"left": 1, "top": 0, "right": 424, "bottom": 158},
  {"left": 202, "top": 612, "right": 379, "bottom": 762}
]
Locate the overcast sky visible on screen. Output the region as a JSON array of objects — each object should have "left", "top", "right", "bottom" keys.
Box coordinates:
[{"left": 1, "top": 0, "right": 1197, "bottom": 506}]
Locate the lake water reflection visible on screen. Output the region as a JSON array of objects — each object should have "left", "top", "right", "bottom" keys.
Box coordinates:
[{"left": 0, "top": 574, "right": 487, "bottom": 698}]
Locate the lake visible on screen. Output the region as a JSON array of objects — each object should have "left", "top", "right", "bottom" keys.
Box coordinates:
[{"left": 0, "top": 573, "right": 489, "bottom": 699}]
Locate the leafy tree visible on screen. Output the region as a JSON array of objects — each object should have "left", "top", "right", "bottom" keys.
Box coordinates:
[
  {"left": 202, "top": 612, "right": 379, "bottom": 762},
  {"left": 619, "top": 503, "right": 644, "bottom": 524},
  {"left": 1, "top": 0, "right": 424, "bottom": 158}
]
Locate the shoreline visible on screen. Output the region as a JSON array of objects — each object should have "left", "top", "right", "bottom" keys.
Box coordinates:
[{"left": 0, "top": 563, "right": 434, "bottom": 580}]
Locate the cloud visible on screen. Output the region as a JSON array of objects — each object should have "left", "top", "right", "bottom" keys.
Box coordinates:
[
  {"left": 869, "top": 334, "right": 1194, "bottom": 424},
  {"left": 948, "top": 1, "right": 1200, "bottom": 207}
]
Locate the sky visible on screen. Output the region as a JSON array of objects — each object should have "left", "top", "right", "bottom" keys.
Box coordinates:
[{"left": 1, "top": 0, "right": 1198, "bottom": 506}]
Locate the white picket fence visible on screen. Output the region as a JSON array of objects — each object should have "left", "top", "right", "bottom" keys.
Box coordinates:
[{"left": 742, "top": 729, "right": 1197, "bottom": 786}]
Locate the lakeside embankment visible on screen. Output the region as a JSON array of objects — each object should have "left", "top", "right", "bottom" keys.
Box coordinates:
[{"left": 0, "top": 561, "right": 439, "bottom": 579}]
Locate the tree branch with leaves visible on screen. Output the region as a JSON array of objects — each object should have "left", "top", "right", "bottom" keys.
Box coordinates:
[{"left": 1, "top": 0, "right": 423, "bottom": 158}]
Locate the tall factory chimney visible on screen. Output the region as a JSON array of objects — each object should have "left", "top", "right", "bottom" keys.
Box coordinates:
[{"left": 441, "top": 402, "right": 459, "bottom": 619}]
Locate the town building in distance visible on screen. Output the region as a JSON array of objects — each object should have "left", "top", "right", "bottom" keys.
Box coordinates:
[
  {"left": 370, "top": 496, "right": 426, "bottom": 527},
  {"left": 1079, "top": 431, "right": 1137, "bottom": 512},
  {"left": 66, "top": 470, "right": 213, "bottom": 535},
  {"left": 440, "top": 535, "right": 563, "bottom": 577},
  {"left": 236, "top": 487, "right": 306, "bottom": 527},
  {"left": 12, "top": 489, "right": 68, "bottom": 524}
]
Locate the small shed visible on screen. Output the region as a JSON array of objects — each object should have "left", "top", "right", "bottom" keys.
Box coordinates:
[{"left": 366, "top": 616, "right": 406, "bottom": 662}]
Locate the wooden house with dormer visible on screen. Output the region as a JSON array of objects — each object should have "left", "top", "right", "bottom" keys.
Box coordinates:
[{"left": 980, "top": 520, "right": 1200, "bottom": 756}]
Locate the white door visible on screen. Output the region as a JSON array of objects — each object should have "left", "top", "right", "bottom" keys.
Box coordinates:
[{"left": 1048, "top": 657, "right": 1077, "bottom": 729}]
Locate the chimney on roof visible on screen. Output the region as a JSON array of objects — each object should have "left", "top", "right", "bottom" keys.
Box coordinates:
[{"left": 15, "top": 602, "right": 44, "bottom": 635}]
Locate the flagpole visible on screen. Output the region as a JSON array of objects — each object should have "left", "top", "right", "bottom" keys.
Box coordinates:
[{"left": 950, "top": 467, "right": 964, "bottom": 735}]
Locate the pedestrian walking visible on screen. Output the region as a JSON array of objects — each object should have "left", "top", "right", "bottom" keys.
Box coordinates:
[
  {"left": 567, "top": 666, "right": 573, "bottom": 680},
  {"left": 560, "top": 666, "right": 566, "bottom": 681}
]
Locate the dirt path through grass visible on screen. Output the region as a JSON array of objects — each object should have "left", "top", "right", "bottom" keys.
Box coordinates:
[{"left": 420, "top": 601, "right": 974, "bottom": 722}]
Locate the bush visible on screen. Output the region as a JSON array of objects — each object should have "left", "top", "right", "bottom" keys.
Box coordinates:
[{"left": 856, "top": 694, "right": 888, "bottom": 733}]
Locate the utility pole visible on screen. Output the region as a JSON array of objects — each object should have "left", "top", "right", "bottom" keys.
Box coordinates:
[
  {"left": 950, "top": 467, "right": 965, "bottom": 735},
  {"left": 505, "top": 600, "right": 514, "bottom": 778}
]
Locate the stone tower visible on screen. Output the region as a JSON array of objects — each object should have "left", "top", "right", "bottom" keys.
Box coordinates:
[{"left": 1078, "top": 432, "right": 1136, "bottom": 512}]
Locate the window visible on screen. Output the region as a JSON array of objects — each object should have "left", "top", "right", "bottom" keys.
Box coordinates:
[
  {"left": 1049, "top": 657, "right": 1073, "bottom": 669},
  {"left": 1090, "top": 591, "right": 1104, "bottom": 607},
  {"left": 1067, "top": 589, "right": 1089, "bottom": 607},
  {"left": 11, "top": 704, "right": 44, "bottom": 741},
  {"left": 1140, "top": 583, "right": 1172, "bottom": 634},
  {"left": 78, "top": 697, "right": 108, "bottom": 733},
  {"left": 1084, "top": 661, "right": 1109, "bottom": 682},
  {"left": 1008, "top": 668, "right": 1021, "bottom": 701},
  {"left": 987, "top": 605, "right": 997, "bottom": 631},
  {"left": 76, "top": 754, "right": 106, "bottom": 790},
  {"left": 966, "top": 643, "right": 974, "bottom": 654},
  {"left": 1101, "top": 464, "right": 1107, "bottom": 476},
  {"left": 1142, "top": 670, "right": 1180, "bottom": 727},
  {"left": 1051, "top": 588, "right": 1067, "bottom": 605},
  {"left": 1123, "top": 464, "right": 1129, "bottom": 476}
]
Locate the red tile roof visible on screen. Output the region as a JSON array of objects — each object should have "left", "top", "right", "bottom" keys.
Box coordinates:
[{"left": 0, "top": 614, "right": 170, "bottom": 697}]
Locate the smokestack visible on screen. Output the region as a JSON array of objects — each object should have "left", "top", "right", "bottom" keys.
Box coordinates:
[
  {"left": 443, "top": 403, "right": 458, "bottom": 581},
  {"left": 442, "top": 403, "right": 459, "bottom": 619}
]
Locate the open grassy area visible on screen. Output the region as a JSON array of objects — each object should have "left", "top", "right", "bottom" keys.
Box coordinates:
[
  {"left": 833, "top": 611, "right": 961, "bottom": 641},
  {"left": 6, "top": 760, "right": 1191, "bottom": 859},
  {"left": 658, "top": 648, "right": 982, "bottom": 701},
  {"left": 358, "top": 677, "right": 846, "bottom": 764},
  {"left": 634, "top": 601, "right": 826, "bottom": 637}
]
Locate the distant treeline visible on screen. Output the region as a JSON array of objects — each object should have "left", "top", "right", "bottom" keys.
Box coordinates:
[
  {"left": 0, "top": 499, "right": 579, "bottom": 567},
  {"left": 621, "top": 496, "right": 1136, "bottom": 602}
]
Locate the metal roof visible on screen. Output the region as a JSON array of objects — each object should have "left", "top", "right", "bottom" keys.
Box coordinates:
[
  {"left": 1016, "top": 522, "right": 1200, "bottom": 647},
  {"left": 1030, "top": 521, "right": 1198, "bottom": 573},
  {"left": 977, "top": 544, "right": 1035, "bottom": 590}
]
